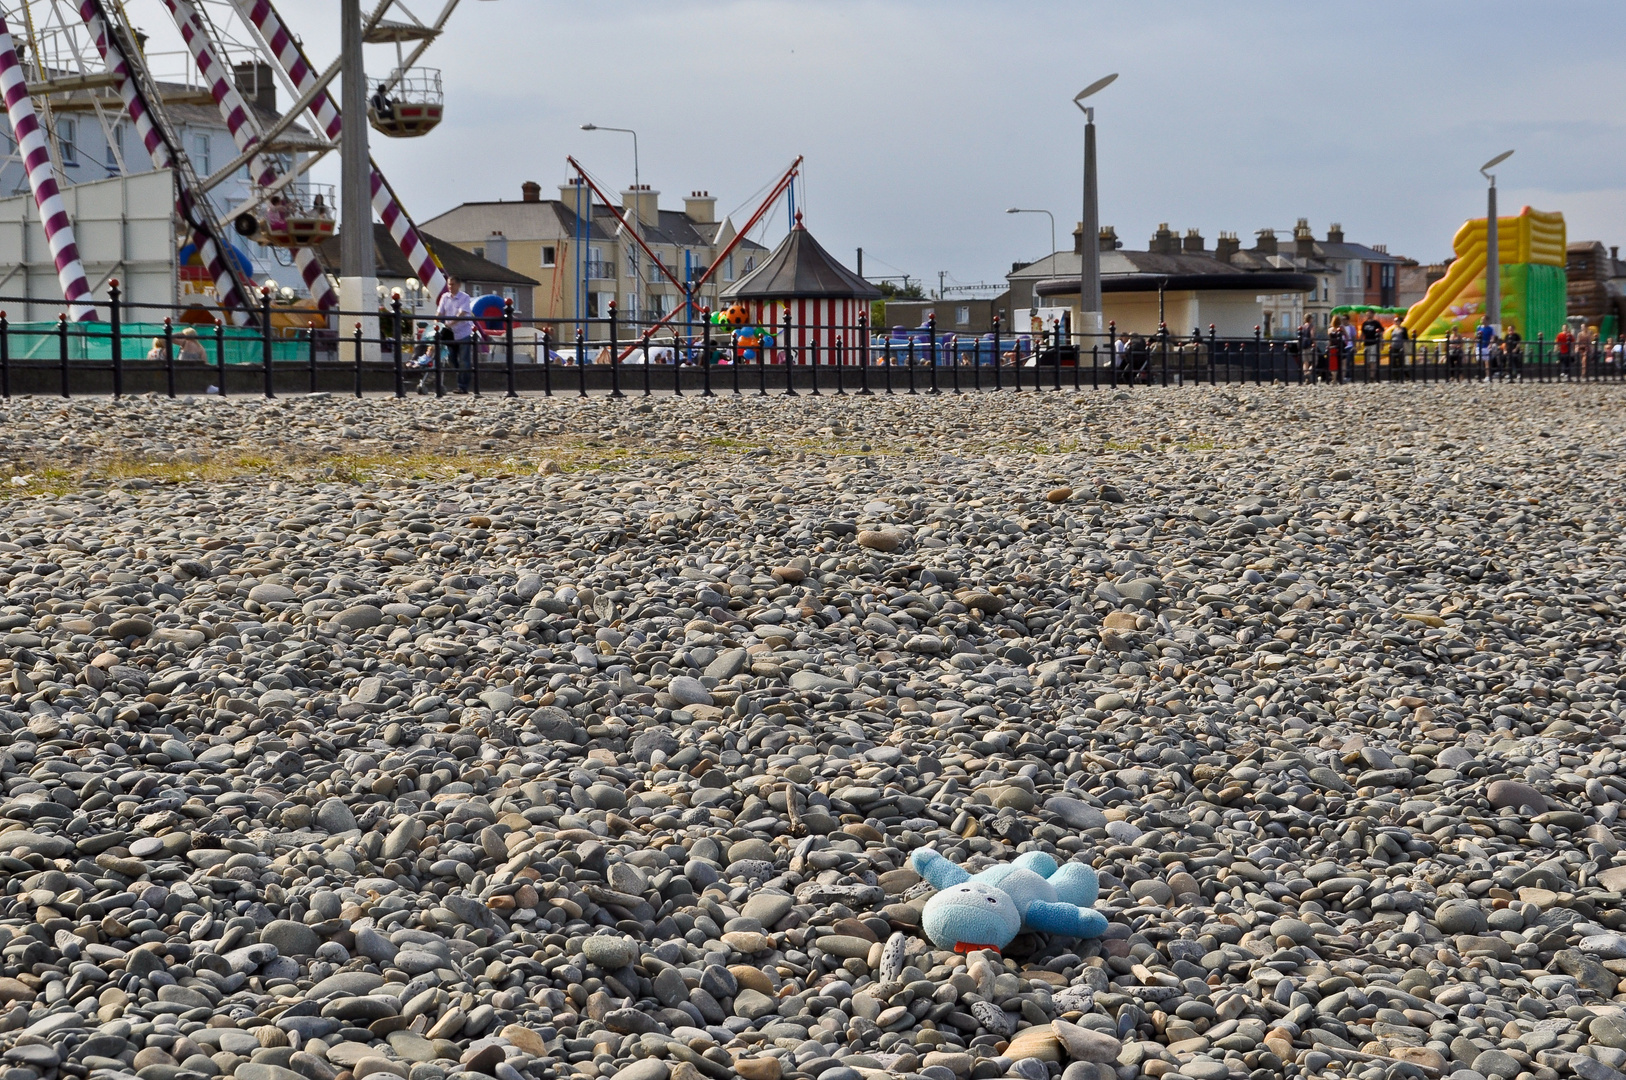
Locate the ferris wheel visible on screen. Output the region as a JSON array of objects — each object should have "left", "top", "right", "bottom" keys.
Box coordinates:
[{"left": 0, "top": 0, "right": 467, "bottom": 324}]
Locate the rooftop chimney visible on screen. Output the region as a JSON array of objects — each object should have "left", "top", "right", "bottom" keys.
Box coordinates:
[
  {"left": 1149, "top": 222, "right": 1178, "bottom": 255},
  {"left": 1182, "top": 228, "right": 1205, "bottom": 254},
  {"left": 1327, "top": 223, "right": 1344, "bottom": 244},
  {"left": 684, "top": 190, "right": 716, "bottom": 224},
  {"left": 1613, "top": 245, "right": 1620, "bottom": 263},
  {"left": 1073, "top": 221, "right": 1085, "bottom": 255},
  {"left": 622, "top": 184, "right": 659, "bottom": 231},
  {"left": 521, "top": 181, "right": 541, "bottom": 203},
  {"left": 1215, "top": 232, "right": 1240, "bottom": 263},
  {"left": 559, "top": 177, "right": 591, "bottom": 209},
  {"left": 1254, "top": 228, "right": 1278, "bottom": 256},
  {"left": 1373, "top": 244, "right": 1388, "bottom": 254},
  {"left": 1294, "top": 218, "right": 1315, "bottom": 259},
  {"left": 485, "top": 231, "right": 508, "bottom": 268},
  {"left": 234, "top": 61, "right": 275, "bottom": 114},
  {"left": 1099, "top": 225, "right": 1119, "bottom": 252}
]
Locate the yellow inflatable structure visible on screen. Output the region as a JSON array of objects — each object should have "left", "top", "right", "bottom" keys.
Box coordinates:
[{"left": 1403, "top": 207, "right": 1566, "bottom": 340}]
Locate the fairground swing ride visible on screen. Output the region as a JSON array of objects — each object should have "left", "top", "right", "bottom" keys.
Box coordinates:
[{"left": 0, "top": 0, "right": 464, "bottom": 327}]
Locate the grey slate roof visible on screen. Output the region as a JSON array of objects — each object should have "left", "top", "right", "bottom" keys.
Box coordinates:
[{"left": 318, "top": 224, "right": 539, "bottom": 286}]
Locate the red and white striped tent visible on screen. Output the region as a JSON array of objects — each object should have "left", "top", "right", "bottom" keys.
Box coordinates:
[{"left": 720, "top": 213, "right": 880, "bottom": 364}]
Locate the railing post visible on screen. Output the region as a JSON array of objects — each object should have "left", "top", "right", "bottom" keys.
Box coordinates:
[
  {"left": 470, "top": 318, "right": 481, "bottom": 398},
  {"left": 1073, "top": 326, "right": 1082, "bottom": 391},
  {"left": 975, "top": 313, "right": 988, "bottom": 395},
  {"left": 950, "top": 330, "right": 962, "bottom": 395},
  {"left": 1158, "top": 323, "right": 1168, "bottom": 387},
  {"left": 308, "top": 316, "right": 319, "bottom": 394},
  {"left": 638, "top": 326, "right": 650, "bottom": 397},
  {"left": 701, "top": 309, "right": 714, "bottom": 397},
  {"left": 834, "top": 335, "right": 847, "bottom": 395},
  {"left": 906, "top": 335, "right": 917, "bottom": 394},
  {"left": 162, "top": 317, "right": 175, "bottom": 399},
  {"left": 434, "top": 324, "right": 445, "bottom": 398},
  {"left": 0, "top": 313, "right": 9, "bottom": 399},
  {"left": 606, "top": 301, "right": 623, "bottom": 398},
  {"left": 1091, "top": 344, "right": 1099, "bottom": 389},
  {"left": 261, "top": 288, "right": 275, "bottom": 398},
  {"left": 61, "top": 313, "right": 73, "bottom": 399},
  {"left": 1108, "top": 321, "right": 1117, "bottom": 389},
  {"left": 354, "top": 322, "right": 364, "bottom": 398},
  {"left": 576, "top": 327, "right": 587, "bottom": 398},
  {"left": 393, "top": 294, "right": 406, "bottom": 398},
  {"left": 1252, "top": 325, "right": 1262, "bottom": 385},
  {"left": 504, "top": 299, "right": 517, "bottom": 398},
  {"left": 809, "top": 323, "right": 821, "bottom": 396},
  {"left": 109, "top": 280, "right": 123, "bottom": 400},
  {"left": 858, "top": 312, "right": 872, "bottom": 395},
  {"left": 541, "top": 328, "right": 553, "bottom": 397},
  {"left": 732, "top": 333, "right": 742, "bottom": 396},
  {"left": 215, "top": 321, "right": 227, "bottom": 397},
  {"left": 1056, "top": 323, "right": 1066, "bottom": 391},
  {"left": 783, "top": 310, "right": 797, "bottom": 396},
  {"left": 927, "top": 314, "right": 940, "bottom": 394},
  {"left": 757, "top": 328, "right": 767, "bottom": 396},
  {"left": 1208, "top": 324, "right": 1217, "bottom": 385}
]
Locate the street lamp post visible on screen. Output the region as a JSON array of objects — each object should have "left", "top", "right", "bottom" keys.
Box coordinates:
[
  {"left": 1005, "top": 208, "right": 1056, "bottom": 261},
  {"left": 1073, "top": 74, "right": 1117, "bottom": 346},
  {"left": 583, "top": 123, "right": 641, "bottom": 326},
  {"left": 1480, "top": 149, "right": 1514, "bottom": 338}
]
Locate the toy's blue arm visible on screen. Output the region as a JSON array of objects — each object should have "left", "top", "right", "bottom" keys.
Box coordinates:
[
  {"left": 1023, "top": 901, "right": 1108, "bottom": 939},
  {"left": 1048, "top": 863, "right": 1099, "bottom": 907},
  {"left": 910, "top": 848, "right": 970, "bottom": 891}
]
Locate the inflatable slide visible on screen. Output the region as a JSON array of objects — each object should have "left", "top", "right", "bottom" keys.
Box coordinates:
[{"left": 1403, "top": 207, "right": 1566, "bottom": 340}]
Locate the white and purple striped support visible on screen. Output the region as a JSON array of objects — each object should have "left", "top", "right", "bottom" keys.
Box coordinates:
[
  {"left": 0, "top": 18, "right": 98, "bottom": 320},
  {"left": 76, "top": 0, "right": 255, "bottom": 323},
  {"left": 164, "top": 0, "right": 337, "bottom": 310},
  {"left": 231, "top": 0, "right": 447, "bottom": 298}
]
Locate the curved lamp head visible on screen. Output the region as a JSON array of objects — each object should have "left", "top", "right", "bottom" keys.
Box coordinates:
[
  {"left": 1480, "top": 149, "right": 1514, "bottom": 179},
  {"left": 1005, "top": 207, "right": 1021, "bottom": 214},
  {"left": 1074, "top": 73, "right": 1119, "bottom": 112},
  {"left": 580, "top": 123, "right": 597, "bottom": 131}
]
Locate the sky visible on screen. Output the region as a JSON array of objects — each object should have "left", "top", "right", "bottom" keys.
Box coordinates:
[{"left": 129, "top": 0, "right": 1626, "bottom": 292}]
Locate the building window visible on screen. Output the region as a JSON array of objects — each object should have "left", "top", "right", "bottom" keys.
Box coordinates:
[
  {"left": 192, "top": 133, "right": 210, "bottom": 173},
  {"left": 955, "top": 305, "right": 970, "bottom": 325},
  {"left": 472, "top": 246, "right": 485, "bottom": 260},
  {"left": 541, "top": 245, "right": 556, "bottom": 267},
  {"left": 587, "top": 291, "right": 609, "bottom": 318},
  {"left": 56, "top": 118, "right": 77, "bottom": 164},
  {"left": 744, "top": 256, "right": 755, "bottom": 273},
  {"left": 723, "top": 254, "right": 735, "bottom": 282},
  {"left": 105, "top": 123, "right": 121, "bottom": 169}
]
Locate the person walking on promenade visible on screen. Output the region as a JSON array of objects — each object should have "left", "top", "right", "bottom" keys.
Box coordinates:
[
  {"left": 1555, "top": 323, "right": 1575, "bottom": 380},
  {"left": 1388, "top": 318, "right": 1409, "bottom": 380},
  {"left": 1297, "top": 316, "right": 1316, "bottom": 382},
  {"left": 1476, "top": 315, "right": 1497, "bottom": 380},
  {"left": 1502, "top": 324, "right": 1523, "bottom": 382},
  {"left": 436, "top": 275, "right": 476, "bottom": 394},
  {"left": 1326, "top": 315, "right": 1346, "bottom": 382},
  {"left": 1361, "top": 312, "right": 1383, "bottom": 376},
  {"left": 1446, "top": 330, "right": 1465, "bottom": 381}
]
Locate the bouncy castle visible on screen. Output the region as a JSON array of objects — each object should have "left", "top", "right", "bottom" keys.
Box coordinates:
[{"left": 1403, "top": 207, "right": 1566, "bottom": 340}]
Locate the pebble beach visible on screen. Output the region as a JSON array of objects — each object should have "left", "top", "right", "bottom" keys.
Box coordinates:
[{"left": 1, "top": 383, "right": 1625, "bottom": 1080}]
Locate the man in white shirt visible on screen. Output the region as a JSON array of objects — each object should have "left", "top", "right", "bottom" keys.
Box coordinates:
[{"left": 437, "top": 275, "right": 476, "bottom": 393}]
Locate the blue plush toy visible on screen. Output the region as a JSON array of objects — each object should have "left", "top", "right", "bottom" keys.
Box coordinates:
[{"left": 909, "top": 848, "right": 1109, "bottom": 954}]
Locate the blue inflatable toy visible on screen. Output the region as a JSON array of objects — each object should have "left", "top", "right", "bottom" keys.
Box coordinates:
[
  {"left": 472, "top": 294, "right": 507, "bottom": 333},
  {"left": 910, "top": 848, "right": 1108, "bottom": 954}
]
